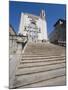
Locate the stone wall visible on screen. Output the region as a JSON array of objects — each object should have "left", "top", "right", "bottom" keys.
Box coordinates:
[{"left": 9, "top": 35, "right": 28, "bottom": 55}]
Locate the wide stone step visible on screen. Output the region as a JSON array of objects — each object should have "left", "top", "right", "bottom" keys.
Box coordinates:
[
  {"left": 23, "top": 44, "right": 65, "bottom": 52},
  {"left": 23, "top": 51, "right": 65, "bottom": 56},
  {"left": 13, "top": 68, "right": 65, "bottom": 88},
  {"left": 16, "top": 62, "right": 65, "bottom": 76},
  {"left": 23, "top": 44, "right": 65, "bottom": 54},
  {"left": 19, "top": 75, "right": 66, "bottom": 88},
  {"left": 23, "top": 52, "right": 65, "bottom": 56},
  {"left": 18, "top": 59, "right": 65, "bottom": 68},
  {"left": 21, "top": 57, "right": 65, "bottom": 63},
  {"left": 22, "top": 55, "right": 65, "bottom": 58},
  {"left": 25, "top": 43, "right": 64, "bottom": 50}
]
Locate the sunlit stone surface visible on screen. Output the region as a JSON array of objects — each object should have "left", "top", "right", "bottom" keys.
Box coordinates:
[{"left": 9, "top": 10, "right": 66, "bottom": 89}]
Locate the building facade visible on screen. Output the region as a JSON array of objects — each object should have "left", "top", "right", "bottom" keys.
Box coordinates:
[
  {"left": 9, "top": 25, "right": 28, "bottom": 55},
  {"left": 49, "top": 19, "right": 66, "bottom": 46},
  {"left": 9, "top": 25, "right": 17, "bottom": 55},
  {"left": 18, "top": 10, "right": 48, "bottom": 42}
]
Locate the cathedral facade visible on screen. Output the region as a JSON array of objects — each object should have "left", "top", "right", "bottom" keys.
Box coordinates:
[{"left": 18, "top": 10, "right": 48, "bottom": 42}]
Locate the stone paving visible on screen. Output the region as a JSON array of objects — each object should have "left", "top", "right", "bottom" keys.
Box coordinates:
[{"left": 9, "top": 42, "right": 66, "bottom": 89}]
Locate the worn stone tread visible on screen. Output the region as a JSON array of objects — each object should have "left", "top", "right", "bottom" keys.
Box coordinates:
[
  {"left": 13, "top": 68, "right": 65, "bottom": 88},
  {"left": 16, "top": 63, "right": 65, "bottom": 75}
]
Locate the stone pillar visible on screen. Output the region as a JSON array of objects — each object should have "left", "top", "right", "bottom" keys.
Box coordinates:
[{"left": 16, "top": 42, "right": 22, "bottom": 54}]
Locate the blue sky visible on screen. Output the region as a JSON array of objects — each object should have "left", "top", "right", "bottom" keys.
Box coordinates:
[{"left": 9, "top": 1, "right": 66, "bottom": 34}]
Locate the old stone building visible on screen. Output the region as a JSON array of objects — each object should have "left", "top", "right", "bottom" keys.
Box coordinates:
[
  {"left": 49, "top": 19, "right": 66, "bottom": 46},
  {"left": 9, "top": 25, "right": 17, "bottom": 55},
  {"left": 18, "top": 10, "right": 48, "bottom": 42},
  {"left": 9, "top": 25, "right": 28, "bottom": 52}
]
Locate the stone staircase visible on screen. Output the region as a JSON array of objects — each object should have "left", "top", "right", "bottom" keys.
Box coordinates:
[{"left": 13, "top": 42, "right": 66, "bottom": 88}]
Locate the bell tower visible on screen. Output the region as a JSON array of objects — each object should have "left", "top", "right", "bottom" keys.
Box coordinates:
[
  {"left": 40, "top": 9, "right": 48, "bottom": 41},
  {"left": 40, "top": 9, "right": 45, "bottom": 20}
]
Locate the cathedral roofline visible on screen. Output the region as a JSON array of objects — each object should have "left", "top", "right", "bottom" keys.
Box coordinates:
[{"left": 24, "top": 13, "right": 40, "bottom": 20}]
